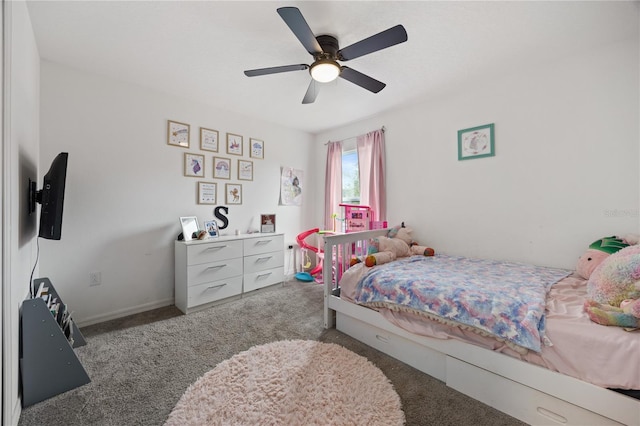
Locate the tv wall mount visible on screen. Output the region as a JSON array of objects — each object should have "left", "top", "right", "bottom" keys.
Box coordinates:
[{"left": 28, "top": 178, "right": 43, "bottom": 215}]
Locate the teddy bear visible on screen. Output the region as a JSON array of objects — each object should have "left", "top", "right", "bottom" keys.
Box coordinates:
[
  {"left": 357, "top": 224, "right": 434, "bottom": 267},
  {"left": 583, "top": 244, "right": 640, "bottom": 329}
]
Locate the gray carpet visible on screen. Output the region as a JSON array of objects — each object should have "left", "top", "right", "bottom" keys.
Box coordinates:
[{"left": 18, "top": 280, "right": 524, "bottom": 426}]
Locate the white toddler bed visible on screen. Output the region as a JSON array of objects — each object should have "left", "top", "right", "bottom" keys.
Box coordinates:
[{"left": 322, "top": 229, "right": 640, "bottom": 426}]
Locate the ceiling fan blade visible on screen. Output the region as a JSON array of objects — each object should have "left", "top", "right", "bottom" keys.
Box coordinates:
[
  {"left": 244, "top": 64, "right": 308, "bottom": 77},
  {"left": 339, "top": 66, "right": 386, "bottom": 93},
  {"left": 302, "top": 80, "right": 319, "bottom": 104},
  {"left": 277, "top": 7, "right": 323, "bottom": 56},
  {"left": 338, "top": 25, "right": 407, "bottom": 61}
]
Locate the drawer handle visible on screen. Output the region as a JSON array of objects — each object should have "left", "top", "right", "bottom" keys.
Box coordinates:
[
  {"left": 256, "top": 240, "right": 271, "bottom": 245},
  {"left": 256, "top": 256, "right": 272, "bottom": 262},
  {"left": 256, "top": 272, "right": 272, "bottom": 279},
  {"left": 205, "top": 283, "right": 227, "bottom": 290},
  {"left": 206, "top": 245, "right": 227, "bottom": 250},
  {"left": 536, "top": 407, "right": 567, "bottom": 424},
  {"left": 206, "top": 264, "right": 226, "bottom": 270},
  {"left": 375, "top": 334, "right": 390, "bottom": 344}
]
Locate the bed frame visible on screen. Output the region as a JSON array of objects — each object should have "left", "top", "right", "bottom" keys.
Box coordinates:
[{"left": 322, "top": 229, "right": 639, "bottom": 426}]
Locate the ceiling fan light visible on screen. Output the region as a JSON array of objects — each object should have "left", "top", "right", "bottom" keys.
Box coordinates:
[{"left": 310, "top": 60, "right": 340, "bottom": 83}]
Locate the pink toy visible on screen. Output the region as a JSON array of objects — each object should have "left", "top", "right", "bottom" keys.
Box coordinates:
[
  {"left": 575, "top": 236, "right": 629, "bottom": 279},
  {"left": 296, "top": 228, "right": 324, "bottom": 277},
  {"left": 340, "top": 204, "right": 372, "bottom": 233}
]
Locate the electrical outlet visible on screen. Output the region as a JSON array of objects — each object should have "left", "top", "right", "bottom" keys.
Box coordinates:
[{"left": 89, "top": 271, "right": 102, "bottom": 286}]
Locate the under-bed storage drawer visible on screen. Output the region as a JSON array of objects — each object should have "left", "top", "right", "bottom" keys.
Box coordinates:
[
  {"left": 446, "top": 357, "right": 623, "bottom": 426},
  {"left": 336, "top": 311, "right": 446, "bottom": 382}
]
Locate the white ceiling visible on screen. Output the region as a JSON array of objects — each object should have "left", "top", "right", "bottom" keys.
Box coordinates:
[{"left": 26, "top": 1, "right": 638, "bottom": 134}]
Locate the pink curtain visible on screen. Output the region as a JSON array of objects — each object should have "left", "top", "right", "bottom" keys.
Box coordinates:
[
  {"left": 357, "top": 129, "right": 386, "bottom": 222},
  {"left": 324, "top": 141, "right": 343, "bottom": 231}
]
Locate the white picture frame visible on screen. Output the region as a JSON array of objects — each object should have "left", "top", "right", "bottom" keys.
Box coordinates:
[
  {"left": 204, "top": 220, "right": 219, "bottom": 238},
  {"left": 179, "top": 216, "right": 199, "bottom": 241}
]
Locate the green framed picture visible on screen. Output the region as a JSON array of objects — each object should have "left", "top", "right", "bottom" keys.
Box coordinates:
[{"left": 457, "top": 123, "right": 495, "bottom": 161}]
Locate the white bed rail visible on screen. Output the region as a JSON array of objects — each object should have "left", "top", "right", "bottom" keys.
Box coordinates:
[{"left": 322, "top": 229, "right": 388, "bottom": 328}]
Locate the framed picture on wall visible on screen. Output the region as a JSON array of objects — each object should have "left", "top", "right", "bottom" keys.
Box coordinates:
[
  {"left": 184, "top": 153, "right": 205, "bottom": 177},
  {"left": 197, "top": 181, "right": 217, "bottom": 204},
  {"left": 168, "top": 120, "right": 190, "bottom": 148},
  {"left": 213, "top": 156, "right": 231, "bottom": 179},
  {"left": 225, "top": 183, "right": 242, "bottom": 205},
  {"left": 238, "top": 160, "right": 253, "bottom": 181},
  {"left": 457, "top": 123, "right": 495, "bottom": 161},
  {"left": 226, "top": 133, "right": 243, "bottom": 156},
  {"left": 250, "top": 138, "right": 264, "bottom": 159},
  {"left": 200, "top": 127, "right": 219, "bottom": 152}
]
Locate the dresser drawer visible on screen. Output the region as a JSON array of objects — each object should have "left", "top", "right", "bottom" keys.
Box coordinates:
[
  {"left": 244, "top": 250, "right": 284, "bottom": 274},
  {"left": 187, "top": 276, "right": 243, "bottom": 308},
  {"left": 187, "top": 240, "right": 243, "bottom": 265},
  {"left": 187, "top": 257, "right": 243, "bottom": 286},
  {"left": 243, "top": 267, "right": 284, "bottom": 292},
  {"left": 243, "top": 235, "right": 284, "bottom": 256}
]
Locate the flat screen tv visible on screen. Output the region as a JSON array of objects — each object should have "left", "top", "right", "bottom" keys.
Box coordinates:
[{"left": 29, "top": 152, "right": 68, "bottom": 240}]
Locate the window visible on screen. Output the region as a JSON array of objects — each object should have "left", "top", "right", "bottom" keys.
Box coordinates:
[{"left": 342, "top": 141, "right": 359, "bottom": 204}]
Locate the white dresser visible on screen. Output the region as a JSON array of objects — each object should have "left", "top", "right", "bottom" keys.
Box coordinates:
[{"left": 174, "top": 233, "right": 284, "bottom": 314}]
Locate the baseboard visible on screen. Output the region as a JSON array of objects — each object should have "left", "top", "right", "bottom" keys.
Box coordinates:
[{"left": 75, "top": 297, "right": 174, "bottom": 327}]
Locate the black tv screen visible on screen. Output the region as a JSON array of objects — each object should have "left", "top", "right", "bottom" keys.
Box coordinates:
[{"left": 38, "top": 152, "right": 68, "bottom": 240}]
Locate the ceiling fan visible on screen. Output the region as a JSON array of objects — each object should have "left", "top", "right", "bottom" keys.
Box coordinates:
[{"left": 244, "top": 7, "right": 408, "bottom": 104}]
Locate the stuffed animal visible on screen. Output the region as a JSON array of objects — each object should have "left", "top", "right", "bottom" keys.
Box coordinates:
[
  {"left": 362, "top": 224, "right": 434, "bottom": 267},
  {"left": 576, "top": 236, "right": 629, "bottom": 279},
  {"left": 583, "top": 244, "right": 640, "bottom": 329}
]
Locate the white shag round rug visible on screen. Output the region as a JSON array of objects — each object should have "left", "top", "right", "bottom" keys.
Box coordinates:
[{"left": 165, "top": 340, "right": 405, "bottom": 426}]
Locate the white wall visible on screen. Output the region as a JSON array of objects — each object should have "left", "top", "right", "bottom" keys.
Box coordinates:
[
  {"left": 39, "top": 61, "right": 315, "bottom": 326},
  {"left": 3, "top": 1, "right": 40, "bottom": 423},
  {"left": 315, "top": 37, "right": 639, "bottom": 270}
]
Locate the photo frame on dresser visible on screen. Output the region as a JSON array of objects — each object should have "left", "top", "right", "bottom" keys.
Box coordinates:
[
  {"left": 179, "top": 216, "right": 199, "bottom": 241},
  {"left": 204, "top": 220, "right": 219, "bottom": 238},
  {"left": 260, "top": 214, "right": 276, "bottom": 233}
]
